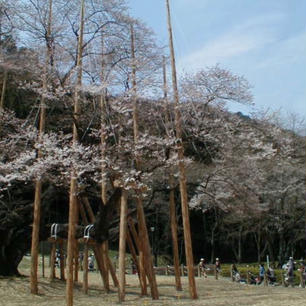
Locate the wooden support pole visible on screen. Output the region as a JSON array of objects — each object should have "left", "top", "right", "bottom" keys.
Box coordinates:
[
  {"left": 83, "top": 243, "right": 89, "bottom": 294},
  {"left": 100, "top": 35, "right": 108, "bottom": 207},
  {"left": 130, "top": 23, "right": 158, "bottom": 300},
  {"left": 100, "top": 35, "right": 110, "bottom": 290},
  {"left": 66, "top": 1, "right": 84, "bottom": 304},
  {"left": 162, "top": 56, "right": 168, "bottom": 101},
  {"left": 0, "top": 70, "right": 7, "bottom": 109},
  {"left": 50, "top": 242, "right": 56, "bottom": 280},
  {"left": 126, "top": 229, "right": 145, "bottom": 292},
  {"left": 126, "top": 230, "right": 139, "bottom": 274},
  {"left": 66, "top": 177, "right": 78, "bottom": 306},
  {"left": 165, "top": 0, "right": 198, "bottom": 299},
  {"left": 79, "top": 196, "right": 117, "bottom": 290},
  {"left": 128, "top": 217, "right": 147, "bottom": 295},
  {"left": 74, "top": 241, "right": 79, "bottom": 282},
  {"left": 78, "top": 201, "right": 111, "bottom": 292},
  {"left": 81, "top": 197, "right": 95, "bottom": 225},
  {"left": 300, "top": 269, "right": 305, "bottom": 288},
  {"left": 101, "top": 244, "right": 109, "bottom": 287},
  {"left": 169, "top": 177, "right": 182, "bottom": 290},
  {"left": 127, "top": 217, "right": 141, "bottom": 253},
  {"left": 106, "top": 255, "right": 119, "bottom": 287},
  {"left": 118, "top": 189, "right": 128, "bottom": 303},
  {"left": 97, "top": 244, "right": 110, "bottom": 292},
  {"left": 59, "top": 240, "right": 65, "bottom": 280},
  {"left": 197, "top": 265, "right": 200, "bottom": 278},
  {"left": 31, "top": 180, "right": 42, "bottom": 292},
  {"left": 30, "top": 0, "right": 53, "bottom": 294},
  {"left": 181, "top": 264, "right": 184, "bottom": 276},
  {"left": 136, "top": 197, "right": 159, "bottom": 299},
  {"left": 162, "top": 55, "right": 182, "bottom": 291}
]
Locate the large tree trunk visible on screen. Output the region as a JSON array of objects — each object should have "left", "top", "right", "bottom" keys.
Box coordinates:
[
  {"left": 278, "top": 231, "right": 286, "bottom": 264},
  {"left": 0, "top": 188, "right": 120, "bottom": 277},
  {"left": 0, "top": 227, "right": 31, "bottom": 276},
  {"left": 231, "top": 226, "right": 242, "bottom": 263},
  {"left": 254, "top": 229, "right": 262, "bottom": 263},
  {"left": 0, "top": 197, "right": 33, "bottom": 277}
]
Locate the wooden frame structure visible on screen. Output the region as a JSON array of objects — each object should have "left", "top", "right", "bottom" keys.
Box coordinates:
[{"left": 29, "top": 1, "right": 199, "bottom": 305}]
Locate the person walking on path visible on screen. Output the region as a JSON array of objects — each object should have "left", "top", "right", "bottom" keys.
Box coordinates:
[
  {"left": 215, "top": 258, "right": 221, "bottom": 279},
  {"left": 257, "top": 263, "right": 265, "bottom": 285},
  {"left": 199, "top": 258, "right": 207, "bottom": 278},
  {"left": 287, "top": 257, "right": 295, "bottom": 287}
]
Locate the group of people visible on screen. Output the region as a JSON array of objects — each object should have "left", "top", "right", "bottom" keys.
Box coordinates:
[
  {"left": 236, "top": 257, "right": 305, "bottom": 287},
  {"left": 199, "top": 256, "right": 305, "bottom": 287},
  {"left": 231, "top": 262, "right": 278, "bottom": 285},
  {"left": 282, "top": 257, "right": 306, "bottom": 287},
  {"left": 199, "top": 257, "right": 221, "bottom": 278},
  {"left": 255, "top": 264, "right": 276, "bottom": 285}
]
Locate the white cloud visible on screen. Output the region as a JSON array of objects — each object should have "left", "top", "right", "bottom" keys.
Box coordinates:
[
  {"left": 178, "top": 13, "right": 284, "bottom": 71},
  {"left": 256, "top": 31, "right": 306, "bottom": 69}
]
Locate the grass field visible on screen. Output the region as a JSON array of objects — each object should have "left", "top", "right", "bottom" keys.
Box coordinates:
[{"left": 0, "top": 256, "right": 305, "bottom": 306}]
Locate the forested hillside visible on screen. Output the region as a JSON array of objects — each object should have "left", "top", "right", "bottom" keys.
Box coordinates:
[{"left": 0, "top": 0, "right": 305, "bottom": 276}]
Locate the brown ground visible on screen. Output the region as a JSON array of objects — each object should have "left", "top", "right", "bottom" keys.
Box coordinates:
[{"left": 0, "top": 256, "right": 305, "bottom": 306}]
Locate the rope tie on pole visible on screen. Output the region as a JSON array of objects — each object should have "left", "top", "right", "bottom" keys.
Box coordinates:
[
  {"left": 84, "top": 224, "right": 94, "bottom": 241},
  {"left": 50, "top": 223, "right": 59, "bottom": 239}
]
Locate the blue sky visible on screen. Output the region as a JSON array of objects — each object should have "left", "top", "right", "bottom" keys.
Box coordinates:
[{"left": 128, "top": 0, "right": 306, "bottom": 120}]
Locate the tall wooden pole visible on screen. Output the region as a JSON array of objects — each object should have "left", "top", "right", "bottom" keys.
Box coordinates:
[
  {"left": 118, "top": 189, "right": 128, "bottom": 302},
  {"left": 130, "top": 24, "right": 147, "bottom": 296},
  {"left": 165, "top": 0, "right": 198, "bottom": 299},
  {"left": 78, "top": 198, "right": 113, "bottom": 291},
  {"left": 59, "top": 240, "right": 65, "bottom": 280},
  {"left": 0, "top": 69, "right": 7, "bottom": 109},
  {"left": 100, "top": 35, "right": 108, "bottom": 206},
  {"left": 49, "top": 242, "right": 56, "bottom": 280},
  {"left": 100, "top": 35, "right": 110, "bottom": 289},
  {"left": 66, "top": 1, "right": 85, "bottom": 305},
  {"left": 73, "top": 241, "right": 79, "bottom": 282},
  {"left": 30, "top": 0, "right": 53, "bottom": 294},
  {"left": 162, "top": 56, "right": 168, "bottom": 101},
  {"left": 79, "top": 197, "right": 117, "bottom": 289},
  {"left": 163, "top": 57, "right": 182, "bottom": 291},
  {"left": 130, "top": 24, "right": 159, "bottom": 299},
  {"left": 169, "top": 176, "right": 182, "bottom": 290},
  {"left": 82, "top": 243, "right": 89, "bottom": 294}
]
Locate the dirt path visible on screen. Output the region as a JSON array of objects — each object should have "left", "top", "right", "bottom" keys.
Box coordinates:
[{"left": 1, "top": 268, "right": 305, "bottom": 306}]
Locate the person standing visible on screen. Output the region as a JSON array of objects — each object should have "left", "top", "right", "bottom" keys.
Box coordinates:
[
  {"left": 258, "top": 263, "right": 265, "bottom": 285},
  {"left": 231, "top": 263, "right": 239, "bottom": 282},
  {"left": 298, "top": 262, "right": 305, "bottom": 288},
  {"left": 267, "top": 266, "right": 276, "bottom": 284},
  {"left": 287, "top": 257, "right": 295, "bottom": 287},
  {"left": 215, "top": 258, "right": 221, "bottom": 279},
  {"left": 199, "top": 258, "right": 207, "bottom": 278}
]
